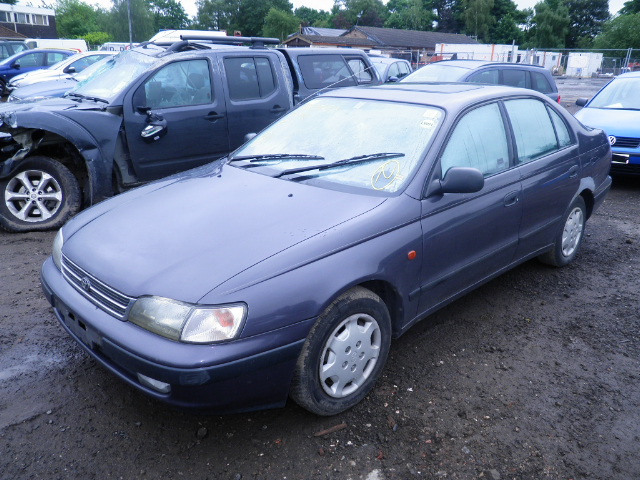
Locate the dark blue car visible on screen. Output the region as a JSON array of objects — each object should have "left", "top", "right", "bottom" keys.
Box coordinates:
[
  {"left": 41, "top": 83, "right": 612, "bottom": 415},
  {"left": 0, "top": 48, "right": 76, "bottom": 95}
]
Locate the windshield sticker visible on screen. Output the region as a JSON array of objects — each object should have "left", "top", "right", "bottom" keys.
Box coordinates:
[
  {"left": 420, "top": 118, "right": 437, "bottom": 129},
  {"left": 371, "top": 160, "right": 402, "bottom": 190}
]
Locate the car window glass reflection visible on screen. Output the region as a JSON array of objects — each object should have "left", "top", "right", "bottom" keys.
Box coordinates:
[
  {"left": 144, "top": 59, "right": 212, "bottom": 108},
  {"left": 505, "top": 99, "right": 558, "bottom": 163},
  {"left": 440, "top": 102, "right": 509, "bottom": 177}
]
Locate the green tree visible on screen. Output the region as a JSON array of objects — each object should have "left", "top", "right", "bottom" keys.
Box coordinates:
[
  {"left": 194, "top": 0, "right": 240, "bottom": 32},
  {"left": 107, "top": 0, "right": 155, "bottom": 42},
  {"left": 237, "top": 0, "right": 293, "bottom": 36},
  {"left": 294, "top": 6, "right": 331, "bottom": 27},
  {"left": 55, "top": 0, "right": 101, "bottom": 38},
  {"left": 490, "top": 13, "right": 524, "bottom": 43},
  {"left": 525, "top": 0, "right": 570, "bottom": 48},
  {"left": 432, "top": 0, "right": 464, "bottom": 33},
  {"left": 566, "top": 0, "right": 609, "bottom": 47},
  {"left": 462, "top": 0, "right": 495, "bottom": 41},
  {"left": 385, "top": 0, "right": 435, "bottom": 31},
  {"left": 328, "top": 0, "right": 388, "bottom": 28},
  {"left": 147, "top": 0, "right": 190, "bottom": 31},
  {"left": 82, "top": 31, "right": 113, "bottom": 48},
  {"left": 619, "top": 0, "right": 640, "bottom": 14},
  {"left": 0, "top": 0, "right": 18, "bottom": 5},
  {"left": 593, "top": 12, "right": 640, "bottom": 48},
  {"left": 263, "top": 7, "right": 299, "bottom": 41}
]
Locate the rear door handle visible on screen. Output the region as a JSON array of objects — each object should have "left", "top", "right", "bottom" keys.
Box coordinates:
[
  {"left": 568, "top": 165, "right": 579, "bottom": 177},
  {"left": 204, "top": 112, "right": 224, "bottom": 121},
  {"left": 504, "top": 191, "right": 519, "bottom": 207}
]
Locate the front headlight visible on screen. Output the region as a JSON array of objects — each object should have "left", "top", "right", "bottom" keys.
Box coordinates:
[
  {"left": 52, "top": 229, "right": 64, "bottom": 270},
  {"left": 129, "top": 296, "right": 246, "bottom": 344}
]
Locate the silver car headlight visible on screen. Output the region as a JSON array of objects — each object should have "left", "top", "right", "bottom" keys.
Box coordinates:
[
  {"left": 52, "top": 229, "right": 64, "bottom": 270},
  {"left": 128, "top": 296, "right": 246, "bottom": 344}
]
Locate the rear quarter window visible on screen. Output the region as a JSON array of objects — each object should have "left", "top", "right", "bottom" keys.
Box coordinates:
[{"left": 531, "top": 71, "right": 553, "bottom": 93}]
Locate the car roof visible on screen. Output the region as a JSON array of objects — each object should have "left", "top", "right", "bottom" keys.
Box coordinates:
[
  {"left": 324, "top": 82, "right": 545, "bottom": 110},
  {"left": 428, "top": 59, "right": 548, "bottom": 70},
  {"left": 370, "top": 57, "right": 409, "bottom": 65},
  {"left": 615, "top": 71, "right": 640, "bottom": 79}
]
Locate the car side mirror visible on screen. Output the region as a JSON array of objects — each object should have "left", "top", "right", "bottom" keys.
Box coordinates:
[
  {"left": 11, "top": 62, "right": 20, "bottom": 69},
  {"left": 63, "top": 66, "right": 76, "bottom": 74},
  {"left": 439, "top": 167, "right": 484, "bottom": 194},
  {"left": 387, "top": 76, "right": 399, "bottom": 83},
  {"left": 576, "top": 97, "right": 589, "bottom": 107}
]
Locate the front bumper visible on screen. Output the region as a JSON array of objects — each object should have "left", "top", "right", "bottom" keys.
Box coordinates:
[
  {"left": 41, "top": 257, "right": 313, "bottom": 413},
  {"left": 610, "top": 149, "right": 640, "bottom": 175}
]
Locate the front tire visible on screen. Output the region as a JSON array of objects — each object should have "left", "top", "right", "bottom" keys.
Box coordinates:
[
  {"left": 290, "top": 287, "right": 392, "bottom": 416},
  {"left": 538, "top": 196, "right": 586, "bottom": 267},
  {"left": 0, "top": 156, "right": 81, "bottom": 232}
]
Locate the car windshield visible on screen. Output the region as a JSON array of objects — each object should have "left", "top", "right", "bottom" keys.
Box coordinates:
[
  {"left": 72, "top": 56, "right": 113, "bottom": 83},
  {"left": 69, "top": 50, "right": 157, "bottom": 102},
  {"left": 402, "top": 64, "right": 470, "bottom": 82},
  {"left": 587, "top": 77, "right": 640, "bottom": 110},
  {"left": 231, "top": 97, "right": 443, "bottom": 195}
]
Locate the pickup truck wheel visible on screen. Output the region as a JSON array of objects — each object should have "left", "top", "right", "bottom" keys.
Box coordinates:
[
  {"left": 290, "top": 287, "right": 391, "bottom": 416},
  {"left": 0, "top": 156, "right": 81, "bottom": 232}
]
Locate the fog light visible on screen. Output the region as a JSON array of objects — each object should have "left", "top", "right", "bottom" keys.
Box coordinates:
[{"left": 137, "top": 373, "right": 171, "bottom": 393}]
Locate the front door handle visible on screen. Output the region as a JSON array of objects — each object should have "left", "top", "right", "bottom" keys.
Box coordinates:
[
  {"left": 270, "top": 105, "right": 286, "bottom": 114},
  {"left": 204, "top": 112, "right": 224, "bottom": 121}
]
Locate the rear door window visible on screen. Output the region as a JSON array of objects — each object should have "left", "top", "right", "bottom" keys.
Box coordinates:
[
  {"left": 531, "top": 71, "right": 553, "bottom": 93},
  {"left": 501, "top": 69, "right": 527, "bottom": 88},
  {"left": 467, "top": 69, "right": 499, "bottom": 84},
  {"left": 224, "top": 56, "right": 277, "bottom": 101}
]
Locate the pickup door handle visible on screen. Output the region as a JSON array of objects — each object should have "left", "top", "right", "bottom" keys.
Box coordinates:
[
  {"left": 504, "top": 191, "right": 519, "bottom": 207},
  {"left": 204, "top": 112, "right": 224, "bottom": 121},
  {"left": 270, "top": 105, "right": 286, "bottom": 114},
  {"left": 568, "top": 165, "right": 579, "bottom": 177}
]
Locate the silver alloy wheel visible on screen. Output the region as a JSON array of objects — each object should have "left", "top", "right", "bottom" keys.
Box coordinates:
[
  {"left": 4, "top": 169, "right": 63, "bottom": 222},
  {"left": 319, "top": 313, "right": 382, "bottom": 398},
  {"left": 561, "top": 206, "right": 584, "bottom": 257}
]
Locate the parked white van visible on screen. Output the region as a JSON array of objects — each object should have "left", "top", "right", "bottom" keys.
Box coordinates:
[{"left": 25, "top": 38, "right": 87, "bottom": 52}]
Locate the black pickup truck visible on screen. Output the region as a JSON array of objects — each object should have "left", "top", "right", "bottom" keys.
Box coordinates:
[{"left": 0, "top": 36, "right": 381, "bottom": 232}]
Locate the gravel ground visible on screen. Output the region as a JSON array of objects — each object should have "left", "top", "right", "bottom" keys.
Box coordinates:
[{"left": 1, "top": 78, "right": 638, "bottom": 480}]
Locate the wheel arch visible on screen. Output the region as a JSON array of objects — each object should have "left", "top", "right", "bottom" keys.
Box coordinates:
[
  {"left": 0, "top": 117, "right": 116, "bottom": 206},
  {"left": 358, "top": 279, "right": 405, "bottom": 339}
]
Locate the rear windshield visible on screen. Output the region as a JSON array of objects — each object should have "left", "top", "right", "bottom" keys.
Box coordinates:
[{"left": 402, "top": 64, "right": 470, "bottom": 82}]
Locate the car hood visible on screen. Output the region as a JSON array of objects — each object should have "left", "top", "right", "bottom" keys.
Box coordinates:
[
  {"left": 10, "top": 78, "right": 76, "bottom": 100},
  {"left": 63, "top": 163, "right": 387, "bottom": 303},
  {"left": 575, "top": 107, "right": 640, "bottom": 139}
]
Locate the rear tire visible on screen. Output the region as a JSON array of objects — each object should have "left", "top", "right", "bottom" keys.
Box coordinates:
[
  {"left": 290, "top": 287, "right": 391, "bottom": 416},
  {"left": 0, "top": 156, "right": 81, "bottom": 232},
  {"left": 538, "top": 196, "right": 586, "bottom": 267}
]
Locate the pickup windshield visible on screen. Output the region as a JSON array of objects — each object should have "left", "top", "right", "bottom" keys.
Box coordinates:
[
  {"left": 69, "top": 50, "right": 158, "bottom": 103},
  {"left": 231, "top": 97, "right": 443, "bottom": 195}
]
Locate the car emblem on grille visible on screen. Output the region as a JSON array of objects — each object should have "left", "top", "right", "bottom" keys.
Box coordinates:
[
  {"left": 80, "top": 277, "right": 92, "bottom": 292},
  {"left": 609, "top": 136, "right": 616, "bottom": 145}
]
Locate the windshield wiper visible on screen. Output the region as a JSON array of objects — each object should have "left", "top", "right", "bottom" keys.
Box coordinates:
[
  {"left": 229, "top": 153, "right": 325, "bottom": 163},
  {"left": 274, "top": 152, "right": 405, "bottom": 178},
  {"left": 66, "top": 92, "right": 108, "bottom": 104}
]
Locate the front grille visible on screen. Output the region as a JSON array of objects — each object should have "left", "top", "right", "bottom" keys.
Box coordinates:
[
  {"left": 62, "top": 254, "right": 135, "bottom": 319},
  {"left": 611, "top": 136, "right": 640, "bottom": 149}
]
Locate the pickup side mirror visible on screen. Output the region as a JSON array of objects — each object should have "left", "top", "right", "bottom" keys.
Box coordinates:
[
  {"left": 576, "top": 97, "right": 589, "bottom": 107},
  {"left": 439, "top": 167, "right": 484, "bottom": 194}
]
